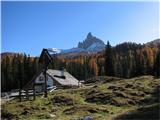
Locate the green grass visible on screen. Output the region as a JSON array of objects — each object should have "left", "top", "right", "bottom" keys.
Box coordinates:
[{"left": 2, "top": 75, "right": 160, "bottom": 120}]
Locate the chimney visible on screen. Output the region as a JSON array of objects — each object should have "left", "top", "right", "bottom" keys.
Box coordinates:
[
  {"left": 61, "top": 67, "right": 64, "bottom": 76},
  {"left": 60, "top": 67, "right": 66, "bottom": 79}
]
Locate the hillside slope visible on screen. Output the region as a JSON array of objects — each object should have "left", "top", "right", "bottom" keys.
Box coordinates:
[{"left": 1, "top": 76, "right": 160, "bottom": 120}]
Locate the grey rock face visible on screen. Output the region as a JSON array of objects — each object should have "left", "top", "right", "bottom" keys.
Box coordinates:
[{"left": 78, "top": 32, "right": 105, "bottom": 50}]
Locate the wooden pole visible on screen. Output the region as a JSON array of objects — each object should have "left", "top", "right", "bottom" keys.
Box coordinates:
[
  {"left": 26, "top": 89, "right": 29, "bottom": 100},
  {"left": 19, "top": 78, "right": 22, "bottom": 102},
  {"left": 19, "top": 89, "right": 21, "bottom": 102},
  {"left": 44, "top": 70, "right": 47, "bottom": 98},
  {"left": 33, "top": 83, "right": 36, "bottom": 100},
  {"left": 39, "top": 49, "right": 53, "bottom": 98}
]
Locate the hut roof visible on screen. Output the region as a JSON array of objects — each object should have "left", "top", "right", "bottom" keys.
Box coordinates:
[
  {"left": 22, "top": 69, "right": 79, "bottom": 90},
  {"left": 47, "top": 69, "right": 79, "bottom": 86}
]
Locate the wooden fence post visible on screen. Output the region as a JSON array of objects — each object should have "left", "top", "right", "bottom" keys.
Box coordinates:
[
  {"left": 33, "top": 84, "right": 36, "bottom": 100},
  {"left": 26, "top": 89, "right": 29, "bottom": 100},
  {"left": 19, "top": 89, "right": 21, "bottom": 102}
]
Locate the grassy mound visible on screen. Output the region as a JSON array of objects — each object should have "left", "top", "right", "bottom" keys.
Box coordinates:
[
  {"left": 63, "top": 104, "right": 109, "bottom": 115},
  {"left": 51, "top": 95, "right": 74, "bottom": 105}
]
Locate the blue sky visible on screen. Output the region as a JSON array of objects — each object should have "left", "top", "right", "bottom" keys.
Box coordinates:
[{"left": 1, "top": 1, "right": 159, "bottom": 56}]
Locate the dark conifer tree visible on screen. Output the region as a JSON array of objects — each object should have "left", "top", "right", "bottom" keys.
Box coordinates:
[
  {"left": 105, "top": 41, "right": 114, "bottom": 76},
  {"left": 154, "top": 51, "right": 160, "bottom": 77},
  {"left": 1, "top": 57, "right": 7, "bottom": 91},
  {"left": 6, "top": 56, "right": 12, "bottom": 91}
]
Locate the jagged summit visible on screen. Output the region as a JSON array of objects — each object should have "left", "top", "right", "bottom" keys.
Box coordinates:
[
  {"left": 87, "top": 32, "right": 93, "bottom": 39},
  {"left": 60, "top": 33, "right": 106, "bottom": 54},
  {"left": 78, "top": 32, "right": 105, "bottom": 50}
]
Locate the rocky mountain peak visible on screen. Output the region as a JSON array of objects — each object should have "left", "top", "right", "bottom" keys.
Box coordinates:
[
  {"left": 87, "top": 32, "right": 93, "bottom": 39},
  {"left": 78, "top": 32, "right": 105, "bottom": 49}
]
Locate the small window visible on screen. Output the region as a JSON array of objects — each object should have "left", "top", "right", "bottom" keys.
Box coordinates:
[{"left": 39, "top": 76, "right": 44, "bottom": 81}]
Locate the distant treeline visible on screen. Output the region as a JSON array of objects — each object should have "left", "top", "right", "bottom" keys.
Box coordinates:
[{"left": 1, "top": 42, "right": 160, "bottom": 92}]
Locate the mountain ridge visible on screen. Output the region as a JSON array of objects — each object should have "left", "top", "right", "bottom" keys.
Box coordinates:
[
  {"left": 145, "top": 39, "right": 160, "bottom": 48},
  {"left": 1, "top": 37, "right": 160, "bottom": 57},
  {"left": 60, "top": 32, "right": 106, "bottom": 54}
]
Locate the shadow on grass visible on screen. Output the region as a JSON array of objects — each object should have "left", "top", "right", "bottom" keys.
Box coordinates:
[
  {"left": 114, "top": 86, "right": 160, "bottom": 120},
  {"left": 114, "top": 104, "right": 159, "bottom": 120}
]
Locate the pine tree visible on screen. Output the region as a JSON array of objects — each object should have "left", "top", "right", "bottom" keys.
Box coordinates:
[
  {"left": 105, "top": 41, "right": 114, "bottom": 76},
  {"left": 154, "top": 51, "right": 160, "bottom": 77},
  {"left": 97, "top": 57, "right": 105, "bottom": 76},
  {"left": 5, "top": 56, "right": 12, "bottom": 91},
  {"left": 1, "top": 57, "right": 6, "bottom": 91},
  {"left": 17, "top": 54, "right": 23, "bottom": 90},
  {"left": 11, "top": 55, "right": 19, "bottom": 89}
]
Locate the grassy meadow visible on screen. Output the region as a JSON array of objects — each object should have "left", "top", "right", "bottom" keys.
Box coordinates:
[{"left": 1, "top": 76, "right": 160, "bottom": 120}]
